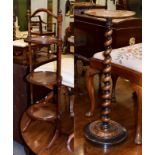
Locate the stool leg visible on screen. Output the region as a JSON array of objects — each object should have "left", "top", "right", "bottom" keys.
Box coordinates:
[
  {"left": 132, "top": 84, "right": 142, "bottom": 144},
  {"left": 98, "top": 72, "right": 102, "bottom": 94},
  {"left": 85, "top": 67, "right": 99, "bottom": 117}
]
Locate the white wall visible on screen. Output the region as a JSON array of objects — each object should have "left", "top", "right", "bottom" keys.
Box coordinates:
[
  {"left": 53, "top": 0, "right": 74, "bottom": 39},
  {"left": 96, "top": 0, "right": 116, "bottom": 10},
  {"left": 31, "top": 0, "right": 48, "bottom": 23},
  {"left": 107, "top": 0, "right": 116, "bottom": 10}
]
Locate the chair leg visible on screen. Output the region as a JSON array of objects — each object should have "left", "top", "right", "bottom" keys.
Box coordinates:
[
  {"left": 98, "top": 72, "right": 102, "bottom": 94},
  {"left": 111, "top": 73, "right": 119, "bottom": 102},
  {"left": 132, "top": 84, "right": 142, "bottom": 144},
  {"left": 85, "top": 67, "right": 99, "bottom": 117}
]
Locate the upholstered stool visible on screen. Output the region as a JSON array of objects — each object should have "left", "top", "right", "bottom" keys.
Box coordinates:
[
  {"left": 13, "top": 39, "right": 28, "bottom": 48},
  {"left": 13, "top": 39, "right": 28, "bottom": 56},
  {"left": 93, "top": 43, "right": 142, "bottom": 72},
  {"left": 13, "top": 39, "right": 39, "bottom": 58},
  {"left": 86, "top": 43, "right": 142, "bottom": 144}
]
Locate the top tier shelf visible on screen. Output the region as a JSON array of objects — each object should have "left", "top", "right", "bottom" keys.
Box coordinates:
[
  {"left": 84, "top": 9, "right": 135, "bottom": 19},
  {"left": 25, "top": 35, "right": 57, "bottom": 45}
]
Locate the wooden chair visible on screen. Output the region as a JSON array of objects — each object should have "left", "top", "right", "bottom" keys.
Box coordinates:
[
  {"left": 85, "top": 43, "right": 142, "bottom": 144},
  {"left": 30, "top": 14, "right": 56, "bottom": 37},
  {"left": 20, "top": 8, "right": 63, "bottom": 152}
]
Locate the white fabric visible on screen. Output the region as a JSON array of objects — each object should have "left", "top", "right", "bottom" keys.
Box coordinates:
[
  {"left": 34, "top": 55, "right": 74, "bottom": 88},
  {"left": 16, "top": 30, "right": 28, "bottom": 39},
  {"left": 96, "top": 0, "right": 106, "bottom": 5},
  {"left": 93, "top": 43, "right": 142, "bottom": 73},
  {"left": 67, "top": 35, "right": 74, "bottom": 44},
  {"left": 13, "top": 39, "right": 28, "bottom": 47}
]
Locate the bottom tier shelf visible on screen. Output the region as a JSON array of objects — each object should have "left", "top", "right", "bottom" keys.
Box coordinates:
[{"left": 26, "top": 101, "right": 57, "bottom": 121}]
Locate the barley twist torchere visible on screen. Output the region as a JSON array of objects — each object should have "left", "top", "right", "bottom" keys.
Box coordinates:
[{"left": 84, "top": 9, "right": 135, "bottom": 148}]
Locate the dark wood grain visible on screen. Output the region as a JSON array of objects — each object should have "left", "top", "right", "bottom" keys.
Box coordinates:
[{"left": 75, "top": 15, "right": 142, "bottom": 59}]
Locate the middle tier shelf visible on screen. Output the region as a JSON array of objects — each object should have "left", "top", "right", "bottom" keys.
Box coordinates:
[
  {"left": 26, "top": 71, "right": 61, "bottom": 89},
  {"left": 25, "top": 101, "right": 57, "bottom": 121}
]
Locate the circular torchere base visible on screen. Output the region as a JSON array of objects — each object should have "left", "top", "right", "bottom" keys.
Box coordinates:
[{"left": 84, "top": 120, "right": 127, "bottom": 148}]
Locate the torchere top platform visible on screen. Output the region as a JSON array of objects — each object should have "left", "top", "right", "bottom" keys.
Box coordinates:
[{"left": 84, "top": 9, "right": 135, "bottom": 19}]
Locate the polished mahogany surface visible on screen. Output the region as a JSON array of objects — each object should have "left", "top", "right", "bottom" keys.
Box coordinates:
[
  {"left": 26, "top": 71, "right": 59, "bottom": 90},
  {"left": 84, "top": 9, "right": 135, "bottom": 19}
]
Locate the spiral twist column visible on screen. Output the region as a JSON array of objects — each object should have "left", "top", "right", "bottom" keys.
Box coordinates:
[
  {"left": 101, "top": 18, "right": 113, "bottom": 127},
  {"left": 84, "top": 17, "right": 128, "bottom": 148}
]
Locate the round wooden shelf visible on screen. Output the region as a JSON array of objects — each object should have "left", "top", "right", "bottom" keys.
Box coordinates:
[
  {"left": 26, "top": 71, "right": 60, "bottom": 89},
  {"left": 26, "top": 101, "right": 57, "bottom": 121},
  {"left": 84, "top": 9, "right": 135, "bottom": 19},
  {"left": 25, "top": 36, "right": 57, "bottom": 45}
]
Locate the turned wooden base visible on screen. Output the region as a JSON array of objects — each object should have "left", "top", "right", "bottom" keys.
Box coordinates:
[{"left": 84, "top": 120, "right": 127, "bottom": 148}]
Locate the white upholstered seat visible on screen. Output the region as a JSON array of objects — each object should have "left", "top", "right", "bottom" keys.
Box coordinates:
[
  {"left": 16, "top": 31, "right": 28, "bottom": 39},
  {"left": 67, "top": 35, "right": 74, "bottom": 44},
  {"left": 93, "top": 43, "right": 142, "bottom": 73},
  {"left": 13, "top": 39, "right": 28, "bottom": 48},
  {"left": 34, "top": 55, "right": 74, "bottom": 88}
]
